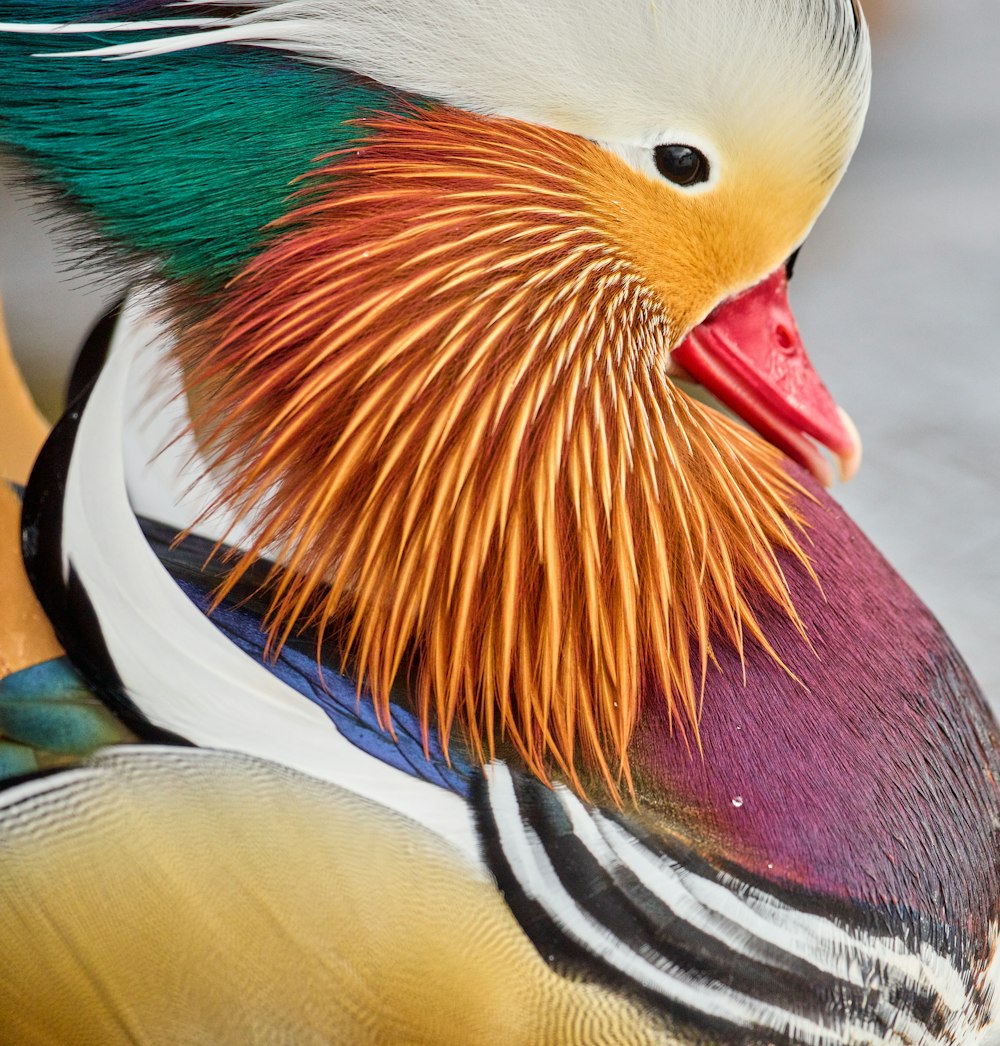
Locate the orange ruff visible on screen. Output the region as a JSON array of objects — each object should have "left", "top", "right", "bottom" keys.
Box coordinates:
[{"left": 181, "top": 107, "right": 812, "bottom": 798}]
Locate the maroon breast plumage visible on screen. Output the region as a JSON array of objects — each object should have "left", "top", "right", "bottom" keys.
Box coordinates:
[{"left": 635, "top": 468, "right": 1000, "bottom": 948}]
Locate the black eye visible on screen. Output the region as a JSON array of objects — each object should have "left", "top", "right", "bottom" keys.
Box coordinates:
[{"left": 653, "top": 144, "right": 711, "bottom": 187}]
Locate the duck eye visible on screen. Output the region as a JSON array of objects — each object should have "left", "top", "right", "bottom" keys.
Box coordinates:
[{"left": 653, "top": 144, "right": 711, "bottom": 187}]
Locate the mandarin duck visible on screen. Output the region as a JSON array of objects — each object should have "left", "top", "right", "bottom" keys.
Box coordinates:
[{"left": 0, "top": 2, "right": 999, "bottom": 1043}]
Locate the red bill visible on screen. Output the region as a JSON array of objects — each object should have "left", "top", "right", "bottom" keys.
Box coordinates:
[{"left": 670, "top": 266, "right": 861, "bottom": 487}]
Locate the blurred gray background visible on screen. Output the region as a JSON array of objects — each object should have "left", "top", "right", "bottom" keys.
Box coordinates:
[{"left": 1, "top": 0, "right": 998, "bottom": 703}]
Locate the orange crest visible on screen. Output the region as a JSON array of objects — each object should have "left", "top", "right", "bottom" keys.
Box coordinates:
[{"left": 179, "top": 105, "right": 811, "bottom": 800}]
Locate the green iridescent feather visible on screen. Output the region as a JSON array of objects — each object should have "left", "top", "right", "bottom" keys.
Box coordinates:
[{"left": 0, "top": 2, "right": 406, "bottom": 287}]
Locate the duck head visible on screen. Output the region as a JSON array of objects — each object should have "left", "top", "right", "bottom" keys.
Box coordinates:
[
  {"left": 0, "top": 0, "right": 870, "bottom": 792},
  {"left": 7, "top": 6, "right": 1000, "bottom": 1041}
]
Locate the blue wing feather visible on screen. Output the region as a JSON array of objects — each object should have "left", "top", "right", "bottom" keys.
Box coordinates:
[{"left": 140, "top": 519, "right": 476, "bottom": 797}]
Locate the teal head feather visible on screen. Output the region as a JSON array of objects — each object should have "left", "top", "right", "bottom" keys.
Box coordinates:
[{"left": 0, "top": 2, "right": 403, "bottom": 287}]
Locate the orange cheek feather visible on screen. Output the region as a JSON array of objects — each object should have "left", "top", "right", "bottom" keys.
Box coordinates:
[{"left": 177, "top": 105, "right": 814, "bottom": 801}]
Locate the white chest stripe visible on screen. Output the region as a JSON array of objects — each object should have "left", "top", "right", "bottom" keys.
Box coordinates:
[
  {"left": 488, "top": 763, "right": 978, "bottom": 1045},
  {"left": 590, "top": 807, "right": 967, "bottom": 1011},
  {"left": 490, "top": 767, "right": 894, "bottom": 1044},
  {"left": 59, "top": 295, "right": 483, "bottom": 868}
]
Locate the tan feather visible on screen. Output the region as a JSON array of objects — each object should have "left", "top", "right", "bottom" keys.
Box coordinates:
[{"left": 0, "top": 747, "right": 674, "bottom": 1044}]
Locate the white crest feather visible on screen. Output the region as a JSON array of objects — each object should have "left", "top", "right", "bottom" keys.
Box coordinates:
[{"left": 4, "top": 0, "right": 870, "bottom": 184}]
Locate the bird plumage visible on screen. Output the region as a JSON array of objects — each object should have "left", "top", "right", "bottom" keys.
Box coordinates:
[
  {"left": 1, "top": 1, "right": 998, "bottom": 1042},
  {"left": 9, "top": 329, "right": 999, "bottom": 1040},
  {"left": 0, "top": 0, "right": 871, "bottom": 790}
]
